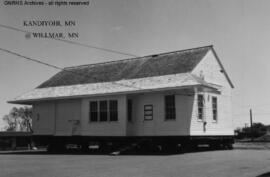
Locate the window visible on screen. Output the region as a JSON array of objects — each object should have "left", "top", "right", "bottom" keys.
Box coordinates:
[
  {"left": 109, "top": 100, "right": 118, "bottom": 121},
  {"left": 99, "top": 101, "right": 108, "bottom": 121},
  {"left": 144, "top": 105, "right": 153, "bottom": 120},
  {"left": 128, "top": 99, "right": 132, "bottom": 122},
  {"left": 89, "top": 100, "right": 118, "bottom": 122},
  {"left": 212, "top": 97, "right": 218, "bottom": 121},
  {"left": 197, "top": 94, "right": 204, "bottom": 120},
  {"left": 89, "top": 101, "right": 98, "bottom": 122},
  {"left": 165, "top": 95, "right": 176, "bottom": 120}
]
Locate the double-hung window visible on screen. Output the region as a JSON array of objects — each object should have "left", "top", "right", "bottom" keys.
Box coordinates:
[
  {"left": 99, "top": 101, "right": 108, "bottom": 122},
  {"left": 89, "top": 100, "right": 118, "bottom": 122},
  {"left": 165, "top": 95, "right": 176, "bottom": 120},
  {"left": 212, "top": 97, "right": 218, "bottom": 122},
  {"left": 197, "top": 94, "right": 204, "bottom": 120}
]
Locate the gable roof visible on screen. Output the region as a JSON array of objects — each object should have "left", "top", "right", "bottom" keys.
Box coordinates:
[
  {"left": 38, "top": 46, "right": 212, "bottom": 88},
  {"left": 8, "top": 45, "right": 234, "bottom": 104}
]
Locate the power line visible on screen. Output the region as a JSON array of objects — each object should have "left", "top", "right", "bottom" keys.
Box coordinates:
[
  {"left": 0, "top": 24, "right": 142, "bottom": 89},
  {"left": 57, "top": 38, "right": 138, "bottom": 57},
  {"left": 0, "top": 47, "right": 99, "bottom": 81},
  {"left": 0, "top": 23, "right": 138, "bottom": 57},
  {"left": 0, "top": 24, "right": 27, "bottom": 33},
  {"left": 0, "top": 47, "right": 62, "bottom": 70},
  {"left": 0, "top": 47, "right": 142, "bottom": 90}
]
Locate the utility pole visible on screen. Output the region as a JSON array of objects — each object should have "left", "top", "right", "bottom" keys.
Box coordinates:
[{"left": 250, "top": 109, "right": 253, "bottom": 141}]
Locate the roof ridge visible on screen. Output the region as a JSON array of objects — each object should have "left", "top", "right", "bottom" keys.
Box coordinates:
[{"left": 65, "top": 45, "right": 213, "bottom": 70}]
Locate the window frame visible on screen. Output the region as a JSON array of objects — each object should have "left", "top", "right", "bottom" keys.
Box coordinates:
[
  {"left": 99, "top": 100, "right": 108, "bottom": 122},
  {"left": 109, "top": 100, "right": 118, "bottom": 121},
  {"left": 89, "top": 101, "right": 98, "bottom": 122},
  {"left": 212, "top": 96, "right": 218, "bottom": 122},
  {"left": 165, "top": 95, "right": 176, "bottom": 120},
  {"left": 197, "top": 94, "right": 204, "bottom": 121}
]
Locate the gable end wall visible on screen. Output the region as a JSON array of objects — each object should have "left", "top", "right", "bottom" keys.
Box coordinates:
[{"left": 190, "top": 50, "right": 233, "bottom": 135}]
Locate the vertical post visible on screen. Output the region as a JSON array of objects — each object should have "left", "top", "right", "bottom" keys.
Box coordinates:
[{"left": 250, "top": 109, "right": 253, "bottom": 141}]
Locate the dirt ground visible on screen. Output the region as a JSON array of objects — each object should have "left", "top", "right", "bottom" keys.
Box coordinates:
[{"left": 0, "top": 148, "right": 270, "bottom": 177}]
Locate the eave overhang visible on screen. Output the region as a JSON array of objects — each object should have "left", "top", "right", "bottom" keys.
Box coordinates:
[{"left": 8, "top": 73, "right": 220, "bottom": 105}]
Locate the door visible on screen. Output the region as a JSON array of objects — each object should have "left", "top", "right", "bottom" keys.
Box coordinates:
[{"left": 55, "top": 100, "right": 81, "bottom": 136}]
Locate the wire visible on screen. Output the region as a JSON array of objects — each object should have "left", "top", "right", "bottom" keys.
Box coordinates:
[
  {"left": 0, "top": 24, "right": 28, "bottom": 33},
  {"left": 0, "top": 47, "right": 142, "bottom": 90},
  {"left": 57, "top": 38, "right": 138, "bottom": 57},
  {"left": 0, "top": 47, "right": 92, "bottom": 80},
  {"left": 0, "top": 47, "right": 63, "bottom": 70},
  {"left": 0, "top": 24, "right": 138, "bottom": 57}
]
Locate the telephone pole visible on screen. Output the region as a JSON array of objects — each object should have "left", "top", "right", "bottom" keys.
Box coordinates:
[{"left": 250, "top": 109, "right": 253, "bottom": 141}]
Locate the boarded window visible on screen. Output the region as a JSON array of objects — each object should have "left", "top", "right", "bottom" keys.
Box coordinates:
[
  {"left": 99, "top": 101, "right": 108, "bottom": 121},
  {"left": 212, "top": 97, "right": 217, "bottom": 121},
  {"left": 165, "top": 95, "right": 176, "bottom": 120},
  {"left": 197, "top": 94, "right": 204, "bottom": 120},
  {"left": 128, "top": 99, "right": 132, "bottom": 122},
  {"left": 89, "top": 101, "right": 98, "bottom": 122},
  {"left": 144, "top": 105, "right": 153, "bottom": 120},
  {"left": 109, "top": 100, "right": 118, "bottom": 121}
]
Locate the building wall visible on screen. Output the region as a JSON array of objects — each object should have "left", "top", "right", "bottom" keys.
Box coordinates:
[
  {"left": 55, "top": 99, "right": 81, "bottom": 136},
  {"left": 32, "top": 102, "right": 55, "bottom": 135},
  {"left": 32, "top": 50, "right": 233, "bottom": 137},
  {"left": 33, "top": 95, "right": 128, "bottom": 136},
  {"left": 127, "top": 91, "right": 194, "bottom": 136},
  {"left": 190, "top": 50, "right": 233, "bottom": 136},
  {"left": 80, "top": 95, "right": 127, "bottom": 136},
  {"left": 32, "top": 92, "right": 195, "bottom": 137}
]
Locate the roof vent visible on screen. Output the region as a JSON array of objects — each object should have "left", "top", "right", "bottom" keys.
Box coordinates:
[{"left": 151, "top": 54, "right": 159, "bottom": 57}]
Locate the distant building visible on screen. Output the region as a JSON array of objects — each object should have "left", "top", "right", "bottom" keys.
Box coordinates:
[{"left": 8, "top": 45, "right": 234, "bottom": 150}]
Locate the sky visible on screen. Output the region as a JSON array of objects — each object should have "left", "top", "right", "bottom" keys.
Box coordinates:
[{"left": 0, "top": 0, "right": 270, "bottom": 130}]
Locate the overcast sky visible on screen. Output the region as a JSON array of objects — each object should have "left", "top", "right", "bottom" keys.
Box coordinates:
[{"left": 0, "top": 0, "right": 270, "bottom": 129}]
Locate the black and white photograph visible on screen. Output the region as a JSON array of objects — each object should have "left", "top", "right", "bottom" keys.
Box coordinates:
[{"left": 0, "top": 0, "right": 270, "bottom": 177}]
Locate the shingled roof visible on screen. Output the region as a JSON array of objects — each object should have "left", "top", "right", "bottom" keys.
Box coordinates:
[
  {"left": 38, "top": 46, "right": 212, "bottom": 88},
  {"left": 10, "top": 73, "right": 218, "bottom": 104},
  {"left": 9, "top": 45, "right": 234, "bottom": 104}
]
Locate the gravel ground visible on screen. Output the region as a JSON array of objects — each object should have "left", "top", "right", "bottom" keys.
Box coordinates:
[
  {"left": 234, "top": 142, "right": 270, "bottom": 150},
  {"left": 0, "top": 149, "right": 270, "bottom": 177}
]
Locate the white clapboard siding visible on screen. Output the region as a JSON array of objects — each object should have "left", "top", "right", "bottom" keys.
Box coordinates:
[
  {"left": 80, "top": 95, "right": 127, "bottom": 136},
  {"left": 33, "top": 102, "right": 55, "bottom": 135},
  {"left": 54, "top": 99, "right": 81, "bottom": 136},
  {"left": 30, "top": 47, "right": 234, "bottom": 137},
  {"left": 190, "top": 50, "right": 233, "bottom": 136}
]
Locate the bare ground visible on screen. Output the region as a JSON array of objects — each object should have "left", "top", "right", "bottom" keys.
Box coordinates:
[{"left": 0, "top": 148, "right": 270, "bottom": 177}]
